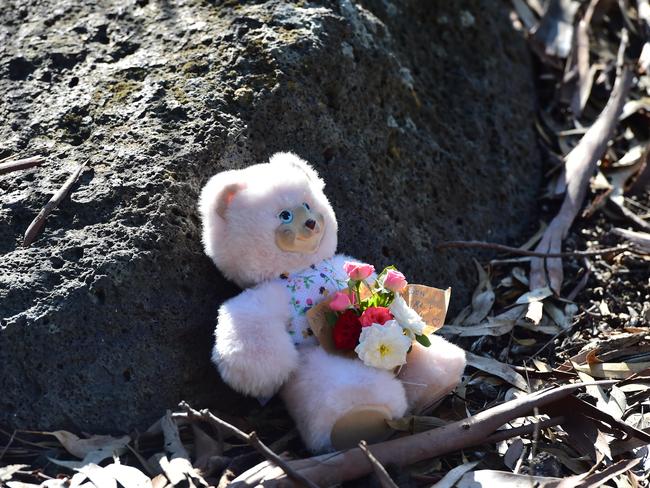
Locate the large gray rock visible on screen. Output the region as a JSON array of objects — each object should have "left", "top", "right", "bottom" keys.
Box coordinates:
[{"left": 0, "top": 0, "right": 541, "bottom": 432}]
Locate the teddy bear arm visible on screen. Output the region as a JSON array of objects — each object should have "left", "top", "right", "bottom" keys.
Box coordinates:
[{"left": 213, "top": 281, "right": 299, "bottom": 398}]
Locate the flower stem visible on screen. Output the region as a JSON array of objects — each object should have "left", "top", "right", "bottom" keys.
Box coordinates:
[{"left": 355, "top": 282, "right": 362, "bottom": 311}]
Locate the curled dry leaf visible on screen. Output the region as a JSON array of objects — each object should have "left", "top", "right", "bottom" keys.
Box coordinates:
[
  {"left": 456, "top": 469, "right": 561, "bottom": 488},
  {"left": 104, "top": 462, "right": 153, "bottom": 488},
  {"left": 43, "top": 431, "right": 131, "bottom": 460},
  {"left": 430, "top": 460, "right": 480, "bottom": 488},
  {"left": 465, "top": 352, "right": 528, "bottom": 391},
  {"left": 516, "top": 287, "right": 554, "bottom": 304},
  {"left": 159, "top": 411, "right": 208, "bottom": 487},
  {"left": 503, "top": 438, "right": 525, "bottom": 471},
  {"left": 574, "top": 361, "right": 650, "bottom": 379},
  {"left": 463, "top": 260, "right": 495, "bottom": 325},
  {"left": 75, "top": 463, "right": 117, "bottom": 488}
]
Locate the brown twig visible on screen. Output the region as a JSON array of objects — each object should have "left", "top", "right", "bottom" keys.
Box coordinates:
[
  {"left": 358, "top": 441, "right": 399, "bottom": 488},
  {"left": 530, "top": 30, "right": 634, "bottom": 293},
  {"left": 231, "top": 381, "right": 618, "bottom": 487},
  {"left": 570, "top": 457, "right": 641, "bottom": 487},
  {"left": 23, "top": 162, "right": 88, "bottom": 247},
  {"left": 175, "top": 402, "right": 319, "bottom": 488},
  {"left": 435, "top": 240, "right": 633, "bottom": 258},
  {"left": 0, "top": 156, "right": 45, "bottom": 175},
  {"left": 483, "top": 416, "right": 566, "bottom": 444}
]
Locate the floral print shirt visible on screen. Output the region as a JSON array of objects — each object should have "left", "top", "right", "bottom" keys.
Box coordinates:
[{"left": 279, "top": 255, "right": 351, "bottom": 346}]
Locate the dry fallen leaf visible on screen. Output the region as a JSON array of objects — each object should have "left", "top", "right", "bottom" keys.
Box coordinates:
[
  {"left": 40, "top": 430, "right": 130, "bottom": 462},
  {"left": 457, "top": 469, "right": 561, "bottom": 487},
  {"left": 430, "top": 460, "right": 480, "bottom": 488},
  {"left": 465, "top": 352, "right": 528, "bottom": 390},
  {"left": 516, "top": 287, "right": 554, "bottom": 304},
  {"left": 463, "top": 260, "right": 495, "bottom": 325}
]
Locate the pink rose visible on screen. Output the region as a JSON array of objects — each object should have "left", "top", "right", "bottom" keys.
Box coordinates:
[
  {"left": 359, "top": 306, "right": 393, "bottom": 327},
  {"left": 329, "top": 291, "right": 352, "bottom": 311},
  {"left": 384, "top": 269, "right": 407, "bottom": 292},
  {"left": 343, "top": 261, "right": 375, "bottom": 281}
]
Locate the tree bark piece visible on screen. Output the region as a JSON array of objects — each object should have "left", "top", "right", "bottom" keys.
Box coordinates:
[
  {"left": 232, "top": 381, "right": 617, "bottom": 487},
  {"left": 530, "top": 31, "right": 634, "bottom": 293}
]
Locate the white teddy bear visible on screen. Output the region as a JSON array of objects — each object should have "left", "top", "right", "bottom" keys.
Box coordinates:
[{"left": 199, "top": 152, "right": 466, "bottom": 452}]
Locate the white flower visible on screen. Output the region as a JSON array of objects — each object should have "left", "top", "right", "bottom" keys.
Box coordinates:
[
  {"left": 389, "top": 295, "right": 426, "bottom": 338},
  {"left": 354, "top": 321, "right": 411, "bottom": 370}
]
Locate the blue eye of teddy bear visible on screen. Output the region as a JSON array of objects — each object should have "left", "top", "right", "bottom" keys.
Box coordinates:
[
  {"left": 279, "top": 210, "right": 293, "bottom": 223},
  {"left": 303, "top": 202, "right": 310, "bottom": 211}
]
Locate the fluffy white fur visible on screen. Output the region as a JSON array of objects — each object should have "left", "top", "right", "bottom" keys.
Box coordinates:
[
  {"left": 213, "top": 281, "right": 298, "bottom": 398},
  {"left": 398, "top": 337, "right": 467, "bottom": 413},
  {"left": 200, "top": 152, "right": 467, "bottom": 452},
  {"left": 281, "top": 346, "right": 408, "bottom": 452}
]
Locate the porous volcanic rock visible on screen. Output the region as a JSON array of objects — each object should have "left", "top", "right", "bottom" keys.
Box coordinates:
[{"left": 0, "top": 0, "right": 542, "bottom": 432}]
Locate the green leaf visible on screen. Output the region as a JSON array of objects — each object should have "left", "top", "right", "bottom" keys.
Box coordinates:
[
  {"left": 415, "top": 334, "right": 432, "bottom": 347},
  {"left": 325, "top": 311, "right": 338, "bottom": 327}
]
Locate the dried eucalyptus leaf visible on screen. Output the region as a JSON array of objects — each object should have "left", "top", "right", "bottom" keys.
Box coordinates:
[
  {"left": 465, "top": 352, "right": 528, "bottom": 390},
  {"left": 463, "top": 260, "right": 495, "bottom": 325}
]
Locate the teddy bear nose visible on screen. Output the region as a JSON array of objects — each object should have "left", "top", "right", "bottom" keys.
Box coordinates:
[{"left": 305, "top": 219, "right": 316, "bottom": 230}]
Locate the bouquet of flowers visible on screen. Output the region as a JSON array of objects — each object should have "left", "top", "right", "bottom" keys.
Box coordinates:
[{"left": 309, "top": 261, "right": 449, "bottom": 371}]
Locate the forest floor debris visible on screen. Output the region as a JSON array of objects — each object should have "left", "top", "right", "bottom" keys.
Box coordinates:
[{"left": 1, "top": 0, "right": 650, "bottom": 486}]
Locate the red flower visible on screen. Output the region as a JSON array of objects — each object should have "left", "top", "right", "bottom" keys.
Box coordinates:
[
  {"left": 359, "top": 306, "right": 393, "bottom": 327},
  {"left": 332, "top": 310, "right": 362, "bottom": 350}
]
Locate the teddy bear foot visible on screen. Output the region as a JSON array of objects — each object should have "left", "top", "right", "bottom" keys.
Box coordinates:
[{"left": 330, "top": 404, "right": 393, "bottom": 450}]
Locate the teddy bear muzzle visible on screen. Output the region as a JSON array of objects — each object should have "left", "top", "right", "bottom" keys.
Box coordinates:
[{"left": 275, "top": 205, "right": 325, "bottom": 254}]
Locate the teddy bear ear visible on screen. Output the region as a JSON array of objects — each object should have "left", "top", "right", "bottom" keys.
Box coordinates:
[
  {"left": 269, "top": 152, "right": 325, "bottom": 190},
  {"left": 215, "top": 182, "right": 245, "bottom": 218},
  {"left": 200, "top": 173, "right": 246, "bottom": 220}
]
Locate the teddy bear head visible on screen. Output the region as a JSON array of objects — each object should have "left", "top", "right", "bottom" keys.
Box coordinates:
[{"left": 199, "top": 152, "right": 338, "bottom": 288}]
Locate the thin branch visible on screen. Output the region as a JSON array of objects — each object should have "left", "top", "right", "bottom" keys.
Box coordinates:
[
  {"left": 358, "top": 441, "right": 399, "bottom": 488},
  {"left": 176, "top": 402, "right": 319, "bottom": 488},
  {"left": 0, "top": 156, "right": 45, "bottom": 175},
  {"left": 483, "top": 416, "right": 565, "bottom": 443},
  {"left": 23, "top": 162, "right": 87, "bottom": 247},
  {"left": 435, "top": 240, "right": 635, "bottom": 258},
  {"left": 231, "top": 381, "right": 618, "bottom": 487}
]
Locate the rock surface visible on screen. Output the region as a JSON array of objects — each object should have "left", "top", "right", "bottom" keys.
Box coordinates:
[{"left": 0, "top": 0, "right": 542, "bottom": 432}]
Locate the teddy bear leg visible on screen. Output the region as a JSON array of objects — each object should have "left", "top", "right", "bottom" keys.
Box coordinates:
[
  {"left": 398, "top": 335, "right": 466, "bottom": 414},
  {"left": 280, "top": 346, "right": 407, "bottom": 452}
]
